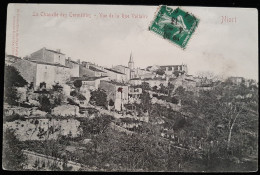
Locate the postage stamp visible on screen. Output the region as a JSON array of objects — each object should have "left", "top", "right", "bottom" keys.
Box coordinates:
[{"left": 149, "top": 5, "right": 200, "bottom": 49}]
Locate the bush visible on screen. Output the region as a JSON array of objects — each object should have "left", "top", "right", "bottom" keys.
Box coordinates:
[
  {"left": 109, "top": 99, "right": 114, "bottom": 106},
  {"left": 77, "top": 93, "right": 86, "bottom": 101},
  {"left": 38, "top": 95, "right": 52, "bottom": 112},
  {"left": 4, "top": 66, "right": 28, "bottom": 106},
  {"left": 67, "top": 98, "right": 79, "bottom": 107},
  {"left": 171, "top": 96, "right": 179, "bottom": 104},
  {"left": 3, "top": 128, "right": 27, "bottom": 170},
  {"left": 90, "top": 89, "right": 107, "bottom": 108},
  {"left": 4, "top": 114, "right": 26, "bottom": 123},
  {"left": 73, "top": 80, "right": 82, "bottom": 89},
  {"left": 70, "top": 90, "right": 77, "bottom": 97},
  {"left": 52, "top": 83, "right": 63, "bottom": 92}
]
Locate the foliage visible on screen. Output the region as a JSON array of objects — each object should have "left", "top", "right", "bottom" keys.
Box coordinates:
[
  {"left": 109, "top": 99, "right": 114, "bottom": 106},
  {"left": 79, "top": 114, "right": 114, "bottom": 136},
  {"left": 4, "top": 66, "right": 28, "bottom": 88},
  {"left": 78, "top": 93, "right": 86, "bottom": 101},
  {"left": 4, "top": 66, "right": 27, "bottom": 105},
  {"left": 3, "top": 128, "right": 27, "bottom": 170},
  {"left": 67, "top": 98, "right": 79, "bottom": 106},
  {"left": 70, "top": 90, "right": 77, "bottom": 97},
  {"left": 52, "top": 83, "right": 63, "bottom": 92},
  {"left": 156, "top": 69, "right": 165, "bottom": 76},
  {"left": 140, "top": 91, "right": 152, "bottom": 113},
  {"left": 73, "top": 80, "right": 82, "bottom": 89},
  {"left": 3, "top": 114, "right": 26, "bottom": 123},
  {"left": 152, "top": 86, "right": 157, "bottom": 91},
  {"left": 141, "top": 82, "right": 150, "bottom": 91},
  {"left": 38, "top": 95, "right": 52, "bottom": 112},
  {"left": 39, "top": 82, "right": 46, "bottom": 89},
  {"left": 90, "top": 88, "right": 107, "bottom": 108}
]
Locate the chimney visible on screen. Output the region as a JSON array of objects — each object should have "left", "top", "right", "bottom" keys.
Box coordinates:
[
  {"left": 77, "top": 59, "right": 80, "bottom": 64},
  {"left": 56, "top": 49, "right": 61, "bottom": 53},
  {"left": 68, "top": 57, "right": 71, "bottom": 61}
]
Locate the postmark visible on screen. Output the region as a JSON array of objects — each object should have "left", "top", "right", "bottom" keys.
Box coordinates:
[{"left": 149, "top": 5, "right": 200, "bottom": 49}]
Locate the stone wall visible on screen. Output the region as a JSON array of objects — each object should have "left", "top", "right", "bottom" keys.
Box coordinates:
[
  {"left": 52, "top": 105, "right": 80, "bottom": 117},
  {"left": 4, "top": 118, "right": 81, "bottom": 141},
  {"left": 22, "top": 150, "right": 82, "bottom": 171}
]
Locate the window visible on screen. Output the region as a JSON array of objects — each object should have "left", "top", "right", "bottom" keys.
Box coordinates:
[{"left": 45, "top": 66, "right": 47, "bottom": 69}]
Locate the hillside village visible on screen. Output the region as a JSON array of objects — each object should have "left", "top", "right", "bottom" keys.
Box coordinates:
[{"left": 3, "top": 48, "right": 258, "bottom": 171}]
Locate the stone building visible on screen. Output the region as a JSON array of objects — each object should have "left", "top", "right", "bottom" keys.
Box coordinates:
[
  {"left": 112, "top": 65, "right": 131, "bottom": 81},
  {"left": 12, "top": 59, "right": 70, "bottom": 89},
  {"left": 160, "top": 64, "right": 188, "bottom": 75},
  {"left": 104, "top": 68, "right": 127, "bottom": 83},
  {"left": 99, "top": 80, "right": 129, "bottom": 111},
  {"left": 146, "top": 64, "right": 188, "bottom": 75},
  {"left": 65, "top": 57, "right": 80, "bottom": 77},
  {"left": 29, "top": 47, "right": 66, "bottom": 66},
  {"left": 79, "top": 64, "right": 107, "bottom": 77},
  {"left": 227, "top": 77, "right": 245, "bottom": 85},
  {"left": 71, "top": 76, "right": 109, "bottom": 91},
  {"left": 143, "top": 77, "right": 169, "bottom": 89}
]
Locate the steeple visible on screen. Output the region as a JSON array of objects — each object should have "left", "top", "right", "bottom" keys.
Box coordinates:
[{"left": 128, "top": 52, "right": 134, "bottom": 70}]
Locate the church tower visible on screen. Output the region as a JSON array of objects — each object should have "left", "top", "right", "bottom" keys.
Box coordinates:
[{"left": 128, "top": 52, "right": 134, "bottom": 70}]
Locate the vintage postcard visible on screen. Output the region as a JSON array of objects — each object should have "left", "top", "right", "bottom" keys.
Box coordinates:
[{"left": 3, "top": 3, "right": 258, "bottom": 172}]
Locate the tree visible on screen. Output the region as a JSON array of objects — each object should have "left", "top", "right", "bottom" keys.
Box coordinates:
[
  {"left": 4, "top": 66, "right": 27, "bottom": 105},
  {"left": 39, "top": 82, "right": 46, "bottom": 89},
  {"left": 140, "top": 91, "right": 152, "bottom": 113},
  {"left": 38, "top": 95, "right": 52, "bottom": 112},
  {"left": 90, "top": 88, "right": 107, "bottom": 108},
  {"left": 73, "top": 80, "right": 82, "bottom": 91},
  {"left": 173, "top": 71, "right": 181, "bottom": 77},
  {"left": 152, "top": 86, "right": 158, "bottom": 91},
  {"left": 52, "top": 83, "right": 63, "bottom": 92},
  {"left": 141, "top": 82, "right": 150, "bottom": 91},
  {"left": 156, "top": 69, "right": 165, "bottom": 76},
  {"left": 3, "top": 129, "right": 27, "bottom": 170},
  {"left": 109, "top": 99, "right": 114, "bottom": 106}
]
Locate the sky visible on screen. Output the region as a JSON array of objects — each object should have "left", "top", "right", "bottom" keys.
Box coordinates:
[{"left": 6, "top": 4, "right": 258, "bottom": 80}]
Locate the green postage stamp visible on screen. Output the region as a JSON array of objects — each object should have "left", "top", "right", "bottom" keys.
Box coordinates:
[{"left": 149, "top": 5, "right": 200, "bottom": 49}]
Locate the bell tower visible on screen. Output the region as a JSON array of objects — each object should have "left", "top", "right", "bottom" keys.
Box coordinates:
[{"left": 128, "top": 52, "right": 134, "bottom": 70}]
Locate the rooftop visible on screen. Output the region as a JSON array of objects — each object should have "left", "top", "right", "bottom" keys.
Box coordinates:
[
  {"left": 30, "top": 60, "right": 70, "bottom": 68},
  {"left": 66, "top": 59, "right": 79, "bottom": 65},
  {"left": 46, "top": 49, "right": 65, "bottom": 55},
  {"left": 101, "top": 80, "right": 127, "bottom": 86},
  {"left": 143, "top": 77, "right": 166, "bottom": 81},
  {"left": 114, "top": 65, "right": 130, "bottom": 69},
  {"left": 130, "top": 78, "right": 141, "bottom": 80},
  {"left": 160, "top": 65, "right": 184, "bottom": 68},
  {"left": 71, "top": 76, "right": 108, "bottom": 81},
  {"left": 104, "top": 68, "right": 126, "bottom": 75},
  {"left": 89, "top": 66, "right": 106, "bottom": 72},
  {"left": 184, "top": 78, "right": 196, "bottom": 82},
  {"left": 6, "top": 55, "right": 21, "bottom": 59}
]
